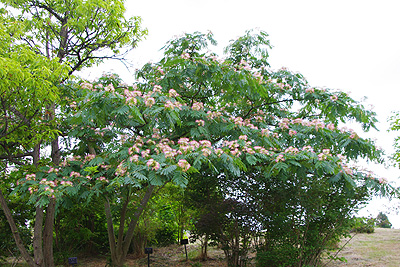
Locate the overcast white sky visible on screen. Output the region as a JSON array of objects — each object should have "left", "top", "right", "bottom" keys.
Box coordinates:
[{"left": 84, "top": 0, "right": 400, "bottom": 226}]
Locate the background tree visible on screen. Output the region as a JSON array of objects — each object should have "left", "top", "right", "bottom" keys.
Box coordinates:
[{"left": 375, "top": 212, "right": 392, "bottom": 228}]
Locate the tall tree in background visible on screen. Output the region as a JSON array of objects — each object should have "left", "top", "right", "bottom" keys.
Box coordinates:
[
  {"left": 375, "top": 212, "right": 392, "bottom": 228},
  {"left": 0, "top": 1, "right": 146, "bottom": 266}
]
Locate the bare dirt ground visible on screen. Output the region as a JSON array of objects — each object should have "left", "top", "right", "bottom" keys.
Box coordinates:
[
  {"left": 6, "top": 228, "right": 400, "bottom": 266},
  {"left": 77, "top": 243, "right": 228, "bottom": 267}
]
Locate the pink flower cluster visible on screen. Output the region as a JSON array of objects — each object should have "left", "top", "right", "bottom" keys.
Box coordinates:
[
  {"left": 84, "top": 154, "right": 96, "bottom": 162},
  {"left": 25, "top": 174, "right": 36, "bottom": 180},
  {"left": 177, "top": 159, "right": 191, "bottom": 172},
  {"left": 60, "top": 180, "right": 73, "bottom": 186},
  {"left": 147, "top": 158, "right": 160, "bottom": 171},
  {"left": 169, "top": 89, "right": 179, "bottom": 97},
  {"left": 318, "top": 149, "right": 331, "bottom": 161},
  {"left": 275, "top": 154, "right": 285, "bottom": 162},
  {"left": 192, "top": 102, "right": 204, "bottom": 111},
  {"left": 181, "top": 52, "right": 190, "bottom": 59},
  {"left": 115, "top": 162, "right": 127, "bottom": 176},
  {"left": 206, "top": 110, "right": 222, "bottom": 120},
  {"left": 232, "top": 117, "right": 258, "bottom": 129},
  {"left": 156, "top": 140, "right": 180, "bottom": 159},
  {"left": 239, "top": 59, "right": 251, "bottom": 71},
  {"left": 196, "top": 120, "right": 205, "bottom": 126},
  {"left": 47, "top": 167, "right": 59, "bottom": 173}
]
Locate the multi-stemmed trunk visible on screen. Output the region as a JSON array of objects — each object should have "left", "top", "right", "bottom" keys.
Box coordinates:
[
  {"left": 104, "top": 185, "right": 155, "bottom": 267},
  {"left": 0, "top": 142, "right": 58, "bottom": 267}
]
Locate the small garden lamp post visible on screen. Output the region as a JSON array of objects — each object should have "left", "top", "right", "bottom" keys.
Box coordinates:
[
  {"left": 145, "top": 247, "right": 153, "bottom": 267},
  {"left": 68, "top": 257, "right": 77, "bottom": 266},
  {"left": 180, "top": 239, "right": 189, "bottom": 261}
]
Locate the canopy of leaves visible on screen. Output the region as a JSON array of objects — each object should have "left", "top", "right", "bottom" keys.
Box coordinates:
[
  {"left": 0, "top": 0, "right": 147, "bottom": 74},
  {"left": 0, "top": 10, "right": 69, "bottom": 167},
  {"left": 13, "top": 30, "right": 394, "bottom": 208}
]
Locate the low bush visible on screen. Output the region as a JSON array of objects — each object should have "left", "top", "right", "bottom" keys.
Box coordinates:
[{"left": 351, "top": 217, "right": 375, "bottom": 233}]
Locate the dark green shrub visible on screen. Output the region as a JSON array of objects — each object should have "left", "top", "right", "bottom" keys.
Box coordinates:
[
  {"left": 256, "top": 243, "right": 299, "bottom": 267},
  {"left": 155, "top": 227, "right": 176, "bottom": 246},
  {"left": 375, "top": 212, "right": 392, "bottom": 228}
]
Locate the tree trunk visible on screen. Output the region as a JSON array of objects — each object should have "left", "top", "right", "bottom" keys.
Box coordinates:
[
  {"left": 43, "top": 198, "right": 56, "bottom": 267},
  {"left": 106, "top": 185, "right": 155, "bottom": 267},
  {"left": 32, "top": 144, "right": 44, "bottom": 266},
  {"left": 104, "top": 197, "right": 118, "bottom": 265},
  {"left": 33, "top": 206, "right": 44, "bottom": 266},
  {"left": 0, "top": 190, "right": 38, "bottom": 267}
]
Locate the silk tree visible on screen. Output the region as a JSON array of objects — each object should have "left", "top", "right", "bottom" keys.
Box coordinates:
[{"left": 16, "top": 31, "right": 396, "bottom": 266}]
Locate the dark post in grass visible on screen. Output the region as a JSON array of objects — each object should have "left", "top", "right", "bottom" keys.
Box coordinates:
[
  {"left": 68, "top": 257, "right": 77, "bottom": 266},
  {"left": 180, "top": 239, "right": 189, "bottom": 261},
  {"left": 145, "top": 247, "right": 153, "bottom": 267}
]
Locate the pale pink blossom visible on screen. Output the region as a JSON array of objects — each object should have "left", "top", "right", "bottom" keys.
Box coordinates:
[
  {"left": 85, "top": 154, "right": 96, "bottom": 162},
  {"left": 215, "top": 148, "right": 224, "bottom": 156},
  {"left": 115, "top": 162, "right": 127, "bottom": 176},
  {"left": 141, "top": 149, "right": 150, "bottom": 158},
  {"left": 379, "top": 177, "right": 387, "bottom": 184},
  {"left": 70, "top": 171, "right": 81, "bottom": 178},
  {"left": 178, "top": 138, "right": 190, "bottom": 146},
  {"left": 146, "top": 159, "right": 160, "bottom": 171},
  {"left": 145, "top": 97, "right": 155, "bottom": 107},
  {"left": 80, "top": 82, "right": 93, "bottom": 90},
  {"left": 196, "top": 120, "right": 205, "bottom": 127},
  {"left": 169, "top": 89, "right": 179, "bottom": 97},
  {"left": 239, "top": 135, "right": 248, "bottom": 141},
  {"left": 202, "top": 148, "right": 212, "bottom": 157},
  {"left": 129, "top": 146, "right": 140, "bottom": 155},
  {"left": 292, "top": 118, "right": 303, "bottom": 124},
  {"left": 318, "top": 153, "right": 327, "bottom": 161},
  {"left": 153, "top": 85, "right": 162, "bottom": 93},
  {"left": 327, "top": 123, "right": 335, "bottom": 131},
  {"left": 192, "top": 102, "right": 203, "bottom": 111},
  {"left": 231, "top": 148, "right": 241, "bottom": 156},
  {"left": 25, "top": 174, "right": 36, "bottom": 180},
  {"left": 261, "top": 129, "right": 270, "bottom": 137},
  {"left": 157, "top": 66, "right": 164, "bottom": 75},
  {"left": 285, "top": 147, "right": 299, "bottom": 154},
  {"left": 104, "top": 84, "right": 115, "bottom": 92},
  {"left": 129, "top": 155, "right": 139, "bottom": 162},
  {"left": 181, "top": 53, "right": 190, "bottom": 59},
  {"left": 177, "top": 159, "right": 191, "bottom": 172},
  {"left": 199, "top": 140, "right": 212, "bottom": 147},
  {"left": 189, "top": 140, "right": 200, "bottom": 149},
  {"left": 275, "top": 154, "right": 285, "bottom": 162},
  {"left": 289, "top": 130, "right": 297, "bottom": 136}
]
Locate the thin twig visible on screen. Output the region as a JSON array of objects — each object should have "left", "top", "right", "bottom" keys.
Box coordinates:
[{"left": 322, "top": 233, "right": 357, "bottom": 267}]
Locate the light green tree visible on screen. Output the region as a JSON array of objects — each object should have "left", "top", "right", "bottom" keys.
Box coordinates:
[
  {"left": 0, "top": 12, "right": 68, "bottom": 266},
  {"left": 0, "top": 1, "right": 146, "bottom": 266}
]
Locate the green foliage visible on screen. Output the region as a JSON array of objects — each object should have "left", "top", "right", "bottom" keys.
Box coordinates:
[
  {"left": 0, "top": 1, "right": 147, "bottom": 266},
  {"left": 1, "top": 0, "right": 147, "bottom": 71},
  {"left": 0, "top": 11, "right": 69, "bottom": 165},
  {"left": 5, "top": 27, "right": 395, "bottom": 267},
  {"left": 375, "top": 212, "right": 392, "bottom": 228},
  {"left": 54, "top": 196, "right": 109, "bottom": 259},
  {"left": 351, "top": 217, "right": 375, "bottom": 233}
]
